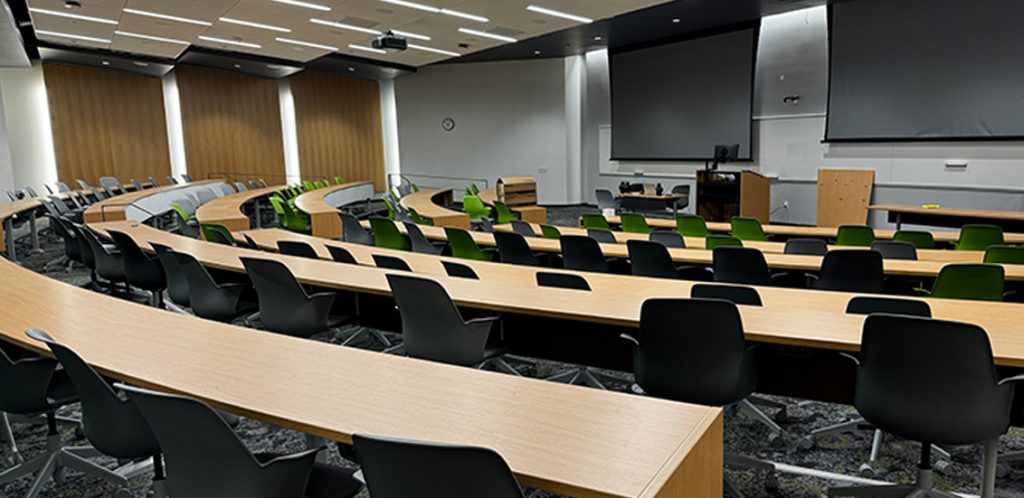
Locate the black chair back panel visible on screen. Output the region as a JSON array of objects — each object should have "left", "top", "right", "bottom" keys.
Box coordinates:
[
  {"left": 712, "top": 247, "right": 772, "bottom": 286},
  {"left": 627, "top": 240, "right": 678, "bottom": 279},
  {"left": 387, "top": 275, "right": 492, "bottom": 366},
  {"left": 442, "top": 261, "right": 479, "bottom": 279},
  {"left": 493, "top": 231, "right": 541, "bottom": 266},
  {"left": 846, "top": 297, "right": 931, "bottom": 317},
  {"left": 241, "top": 258, "right": 335, "bottom": 337},
  {"left": 536, "top": 272, "right": 590, "bottom": 291},
  {"left": 278, "top": 240, "right": 319, "bottom": 260},
  {"left": 814, "top": 250, "right": 884, "bottom": 293},
  {"left": 649, "top": 230, "right": 685, "bottom": 248},
  {"left": 561, "top": 235, "right": 611, "bottom": 273},
  {"left": 691, "top": 284, "right": 762, "bottom": 306}
]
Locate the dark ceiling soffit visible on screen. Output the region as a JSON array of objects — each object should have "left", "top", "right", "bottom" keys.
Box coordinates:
[
  {"left": 609, "top": 20, "right": 762, "bottom": 55},
  {"left": 37, "top": 45, "right": 174, "bottom": 77}
]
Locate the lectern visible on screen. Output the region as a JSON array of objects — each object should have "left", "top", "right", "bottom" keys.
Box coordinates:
[{"left": 696, "top": 171, "right": 770, "bottom": 223}]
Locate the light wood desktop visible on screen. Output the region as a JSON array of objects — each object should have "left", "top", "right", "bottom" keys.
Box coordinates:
[
  {"left": 479, "top": 187, "right": 547, "bottom": 224},
  {"left": 399, "top": 188, "right": 471, "bottom": 229},
  {"left": 0, "top": 198, "right": 44, "bottom": 255},
  {"left": 869, "top": 204, "right": 1024, "bottom": 231},
  {"left": 293, "top": 181, "right": 375, "bottom": 238},
  {"left": 83, "top": 180, "right": 219, "bottom": 224},
  {"left": 195, "top": 185, "right": 282, "bottom": 232},
  {"left": 0, "top": 239, "right": 722, "bottom": 498}
]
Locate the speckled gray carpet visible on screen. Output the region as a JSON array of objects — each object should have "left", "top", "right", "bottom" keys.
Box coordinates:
[{"left": 2, "top": 207, "right": 1023, "bottom": 497}]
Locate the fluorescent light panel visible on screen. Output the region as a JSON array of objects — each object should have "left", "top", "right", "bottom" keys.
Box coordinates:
[
  {"left": 526, "top": 5, "right": 593, "bottom": 24},
  {"left": 440, "top": 9, "right": 488, "bottom": 22},
  {"left": 220, "top": 17, "right": 292, "bottom": 33},
  {"left": 272, "top": 0, "right": 331, "bottom": 11},
  {"left": 29, "top": 7, "right": 117, "bottom": 25},
  {"left": 277, "top": 37, "right": 337, "bottom": 51},
  {"left": 408, "top": 43, "right": 460, "bottom": 57},
  {"left": 123, "top": 8, "right": 212, "bottom": 26},
  {"left": 391, "top": 30, "right": 430, "bottom": 41},
  {"left": 35, "top": 29, "right": 110, "bottom": 44},
  {"left": 379, "top": 0, "right": 488, "bottom": 22},
  {"left": 458, "top": 28, "right": 516, "bottom": 43},
  {"left": 310, "top": 18, "right": 382, "bottom": 35},
  {"left": 115, "top": 30, "right": 190, "bottom": 45},
  {"left": 198, "top": 35, "right": 261, "bottom": 49},
  {"left": 348, "top": 44, "right": 386, "bottom": 54}
]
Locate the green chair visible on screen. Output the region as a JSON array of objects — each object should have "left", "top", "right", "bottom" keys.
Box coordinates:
[
  {"left": 540, "top": 224, "right": 561, "bottom": 239},
  {"left": 730, "top": 217, "right": 768, "bottom": 241},
  {"left": 200, "top": 223, "right": 237, "bottom": 246},
  {"left": 469, "top": 183, "right": 480, "bottom": 195},
  {"left": 676, "top": 214, "right": 709, "bottom": 237},
  {"left": 705, "top": 235, "right": 743, "bottom": 250},
  {"left": 835, "top": 225, "right": 875, "bottom": 246},
  {"left": 334, "top": 176, "right": 346, "bottom": 185},
  {"left": 462, "top": 195, "right": 492, "bottom": 220},
  {"left": 984, "top": 245, "right": 1024, "bottom": 264},
  {"left": 369, "top": 217, "right": 410, "bottom": 251},
  {"left": 493, "top": 201, "right": 521, "bottom": 224},
  {"left": 303, "top": 180, "right": 315, "bottom": 191},
  {"left": 170, "top": 202, "right": 194, "bottom": 223},
  {"left": 382, "top": 196, "right": 398, "bottom": 220},
  {"left": 580, "top": 214, "right": 610, "bottom": 230},
  {"left": 445, "top": 227, "right": 494, "bottom": 261},
  {"left": 408, "top": 208, "right": 432, "bottom": 226},
  {"left": 619, "top": 213, "right": 651, "bottom": 234},
  {"left": 892, "top": 230, "right": 935, "bottom": 249},
  {"left": 955, "top": 224, "right": 1004, "bottom": 251},
  {"left": 314, "top": 181, "right": 327, "bottom": 189},
  {"left": 269, "top": 196, "right": 309, "bottom": 233},
  {"left": 923, "top": 264, "right": 1005, "bottom": 301},
  {"left": 410, "top": 183, "right": 420, "bottom": 192}
]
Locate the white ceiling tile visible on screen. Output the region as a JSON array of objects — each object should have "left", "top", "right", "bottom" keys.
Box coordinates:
[
  {"left": 110, "top": 35, "right": 188, "bottom": 58},
  {"left": 32, "top": 16, "right": 117, "bottom": 39},
  {"left": 123, "top": 0, "right": 238, "bottom": 22},
  {"left": 115, "top": 14, "right": 209, "bottom": 41}
]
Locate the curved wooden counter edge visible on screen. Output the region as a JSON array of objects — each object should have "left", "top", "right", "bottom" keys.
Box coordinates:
[
  {"left": 478, "top": 188, "right": 547, "bottom": 224},
  {"left": 83, "top": 180, "right": 220, "bottom": 224},
  {"left": 399, "top": 188, "right": 470, "bottom": 229},
  {"left": 0, "top": 251, "right": 722, "bottom": 498},
  {"left": 195, "top": 185, "right": 283, "bottom": 232},
  {"left": 294, "top": 182, "right": 375, "bottom": 238}
]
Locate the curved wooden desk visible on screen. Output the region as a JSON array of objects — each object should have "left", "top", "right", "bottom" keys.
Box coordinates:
[
  {"left": 294, "top": 182, "right": 375, "bottom": 238},
  {"left": 399, "top": 188, "right": 470, "bottom": 229},
  {"left": 478, "top": 188, "right": 547, "bottom": 224},
  {"left": 196, "top": 185, "right": 283, "bottom": 232},
  {"left": 869, "top": 204, "right": 1024, "bottom": 232},
  {"left": 83, "top": 180, "right": 221, "bottom": 223},
  {"left": 1, "top": 199, "right": 43, "bottom": 257},
  {"left": 5, "top": 230, "right": 722, "bottom": 498}
]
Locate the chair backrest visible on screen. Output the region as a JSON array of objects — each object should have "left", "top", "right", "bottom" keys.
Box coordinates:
[
  {"left": 493, "top": 231, "right": 541, "bottom": 266},
  {"left": 152, "top": 244, "right": 189, "bottom": 307},
  {"left": 201, "top": 224, "right": 237, "bottom": 246},
  {"left": 984, "top": 245, "right": 1024, "bottom": 264},
  {"left": 580, "top": 213, "right": 610, "bottom": 230},
  {"left": 404, "top": 222, "right": 443, "bottom": 255},
  {"left": 445, "top": 227, "right": 491, "bottom": 261},
  {"left": 510, "top": 220, "right": 536, "bottom": 237},
  {"left": 676, "top": 214, "right": 709, "bottom": 237},
  {"left": 108, "top": 230, "right": 166, "bottom": 292},
  {"left": 373, "top": 254, "right": 411, "bottom": 271},
  {"left": 76, "top": 179, "right": 92, "bottom": 190},
  {"left": 326, "top": 245, "right": 358, "bottom": 264},
  {"left": 649, "top": 230, "right": 685, "bottom": 248},
  {"left": 836, "top": 225, "right": 875, "bottom": 246},
  {"left": 195, "top": 187, "right": 217, "bottom": 205},
  {"left": 130, "top": 179, "right": 144, "bottom": 191},
  {"left": 846, "top": 296, "right": 931, "bottom": 317},
  {"left": 26, "top": 329, "right": 159, "bottom": 459},
  {"left": 930, "top": 264, "right": 1005, "bottom": 301},
  {"left": 241, "top": 257, "right": 335, "bottom": 337},
  {"left": 233, "top": 182, "right": 248, "bottom": 192},
  {"left": 370, "top": 217, "right": 410, "bottom": 251},
  {"left": 172, "top": 252, "right": 242, "bottom": 322},
  {"left": 354, "top": 434, "right": 524, "bottom": 498},
  {"left": 893, "top": 230, "right": 935, "bottom": 249},
  {"left": 123, "top": 385, "right": 316, "bottom": 498},
  {"left": 0, "top": 340, "right": 60, "bottom": 415},
  {"left": 619, "top": 213, "right": 651, "bottom": 234},
  {"left": 540, "top": 224, "right": 561, "bottom": 239},
  {"left": 100, "top": 176, "right": 123, "bottom": 191},
  {"left": 442, "top": 261, "right": 479, "bottom": 279},
  {"left": 148, "top": 176, "right": 160, "bottom": 187},
  {"left": 871, "top": 240, "right": 918, "bottom": 260},
  {"left": 586, "top": 228, "right": 617, "bottom": 244},
  {"left": 784, "top": 238, "right": 827, "bottom": 255},
  {"left": 814, "top": 250, "right": 885, "bottom": 293},
  {"left": 712, "top": 247, "right": 771, "bottom": 285},
  {"left": 339, "top": 213, "right": 375, "bottom": 246},
  {"left": 705, "top": 234, "right": 742, "bottom": 249},
  {"left": 463, "top": 195, "right": 491, "bottom": 220},
  {"left": 595, "top": 189, "right": 617, "bottom": 211},
  {"left": 71, "top": 223, "right": 97, "bottom": 269},
  {"left": 56, "top": 181, "right": 72, "bottom": 193},
  {"left": 730, "top": 217, "right": 768, "bottom": 241},
  {"left": 560, "top": 235, "right": 611, "bottom": 273},
  {"left": 181, "top": 174, "right": 193, "bottom": 183},
  {"left": 691, "top": 284, "right": 762, "bottom": 306},
  {"left": 387, "top": 274, "right": 493, "bottom": 365},
  {"left": 536, "top": 272, "right": 590, "bottom": 290},
  {"left": 634, "top": 298, "right": 756, "bottom": 406},
  {"left": 627, "top": 240, "right": 679, "bottom": 279},
  {"left": 277, "top": 240, "right": 319, "bottom": 259},
  {"left": 166, "top": 176, "right": 178, "bottom": 185},
  {"left": 493, "top": 201, "right": 519, "bottom": 224},
  {"left": 957, "top": 224, "right": 1004, "bottom": 251},
  {"left": 251, "top": 180, "right": 262, "bottom": 189},
  {"left": 855, "top": 314, "right": 1013, "bottom": 445}
]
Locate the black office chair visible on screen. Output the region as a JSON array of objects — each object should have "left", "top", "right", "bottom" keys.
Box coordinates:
[
  {"left": 386, "top": 274, "right": 518, "bottom": 374},
  {"left": 49, "top": 215, "right": 82, "bottom": 272},
  {"left": 25, "top": 329, "right": 168, "bottom": 498},
  {"left": 829, "top": 315, "right": 1021, "bottom": 498},
  {"left": 150, "top": 244, "right": 191, "bottom": 311},
  {"left": 130, "top": 179, "right": 144, "bottom": 191},
  {"left": 241, "top": 258, "right": 351, "bottom": 338},
  {"left": 560, "top": 235, "right": 611, "bottom": 273},
  {"left": 166, "top": 176, "right": 178, "bottom": 185},
  {"left": 713, "top": 247, "right": 773, "bottom": 286},
  {"left": 71, "top": 223, "right": 105, "bottom": 291},
  {"left": 180, "top": 174, "right": 193, "bottom": 183},
  {"left": 691, "top": 283, "right": 762, "bottom": 306},
  {"left": 339, "top": 213, "right": 375, "bottom": 245},
  {"left": 327, "top": 245, "right": 358, "bottom": 265},
  {"left": 784, "top": 238, "right": 828, "bottom": 255},
  {"left": 627, "top": 240, "right": 680, "bottom": 279},
  {"left": 353, "top": 434, "right": 524, "bottom": 498},
  {"left": 373, "top": 254, "right": 412, "bottom": 272},
  {"left": 173, "top": 252, "right": 256, "bottom": 323},
  {"left": 148, "top": 176, "right": 160, "bottom": 187},
  {"left": 510, "top": 220, "right": 536, "bottom": 237},
  {"left": 250, "top": 180, "right": 261, "bottom": 190},
  {"left": 586, "top": 228, "right": 617, "bottom": 244},
  {"left": 442, "top": 261, "right": 478, "bottom": 279},
  {"left": 121, "top": 385, "right": 362, "bottom": 498},
  {"left": 404, "top": 222, "right": 445, "bottom": 255},
  {"left": 871, "top": 240, "right": 918, "bottom": 260},
  {"left": 493, "top": 231, "right": 542, "bottom": 266},
  {"left": 649, "top": 229, "right": 685, "bottom": 248},
  {"left": 78, "top": 225, "right": 130, "bottom": 295},
  {"left": 536, "top": 272, "right": 590, "bottom": 291},
  {"left": 621, "top": 298, "right": 778, "bottom": 496},
  {"left": 108, "top": 230, "right": 167, "bottom": 307},
  {"left": 278, "top": 240, "right": 320, "bottom": 260},
  {"left": 810, "top": 250, "right": 884, "bottom": 293}
]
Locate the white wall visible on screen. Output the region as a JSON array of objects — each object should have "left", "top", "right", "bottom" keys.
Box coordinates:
[
  {"left": 0, "top": 88, "right": 14, "bottom": 193},
  {"left": 0, "top": 63, "right": 57, "bottom": 193},
  {"left": 394, "top": 58, "right": 570, "bottom": 204}
]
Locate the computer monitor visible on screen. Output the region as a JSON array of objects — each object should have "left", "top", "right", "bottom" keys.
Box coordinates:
[{"left": 707, "top": 144, "right": 740, "bottom": 171}]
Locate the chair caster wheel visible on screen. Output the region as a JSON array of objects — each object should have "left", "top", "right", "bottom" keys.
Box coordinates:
[
  {"left": 996, "top": 463, "right": 1010, "bottom": 479},
  {"left": 774, "top": 409, "right": 789, "bottom": 424},
  {"left": 764, "top": 472, "right": 780, "bottom": 493},
  {"left": 768, "top": 432, "right": 784, "bottom": 447},
  {"left": 798, "top": 437, "right": 815, "bottom": 450},
  {"left": 858, "top": 463, "right": 876, "bottom": 478}
]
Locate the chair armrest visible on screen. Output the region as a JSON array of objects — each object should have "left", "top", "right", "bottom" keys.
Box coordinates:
[
  {"left": 619, "top": 333, "right": 639, "bottom": 346},
  {"left": 466, "top": 315, "right": 501, "bottom": 326},
  {"left": 998, "top": 374, "right": 1024, "bottom": 386},
  {"left": 839, "top": 352, "right": 860, "bottom": 366},
  {"left": 260, "top": 446, "right": 324, "bottom": 467}
]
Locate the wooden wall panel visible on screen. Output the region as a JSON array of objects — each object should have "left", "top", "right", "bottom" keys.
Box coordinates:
[
  {"left": 175, "top": 65, "right": 285, "bottom": 183},
  {"left": 43, "top": 63, "right": 171, "bottom": 187},
  {"left": 290, "top": 71, "right": 385, "bottom": 191},
  {"left": 817, "top": 168, "right": 876, "bottom": 227}
]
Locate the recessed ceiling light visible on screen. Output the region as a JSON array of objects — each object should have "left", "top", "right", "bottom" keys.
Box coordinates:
[
  {"left": 277, "top": 37, "right": 338, "bottom": 51},
  {"left": 534, "top": 50, "right": 541, "bottom": 55},
  {"left": 391, "top": 29, "right": 431, "bottom": 41},
  {"left": 348, "top": 67, "right": 355, "bottom": 72},
  {"left": 220, "top": 17, "right": 292, "bottom": 33},
  {"left": 133, "top": 61, "right": 150, "bottom": 67},
  {"left": 672, "top": 18, "right": 681, "bottom": 24},
  {"left": 526, "top": 5, "right": 593, "bottom": 24},
  {"left": 64, "top": 1, "right": 81, "bottom": 9},
  {"left": 348, "top": 44, "right": 386, "bottom": 54},
  {"left": 123, "top": 8, "right": 212, "bottom": 26},
  {"left": 458, "top": 28, "right": 516, "bottom": 43},
  {"left": 408, "top": 43, "right": 461, "bottom": 57},
  {"left": 310, "top": 18, "right": 382, "bottom": 35},
  {"left": 35, "top": 29, "right": 110, "bottom": 44},
  {"left": 101, "top": 60, "right": 110, "bottom": 65},
  {"left": 378, "top": 0, "right": 488, "bottom": 22},
  {"left": 233, "top": 64, "right": 241, "bottom": 69},
  {"left": 115, "top": 30, "right": 190, "bottom": 45},
  {"left": 198, "top": 36, "right": 261, "bottom": 49},
  {"left": 29, "top": 7, "right": 117, "bottom": 24},
  {"left": 271, "top": 0, "right": 331, "bottom": 11},
  {"left": 593, "top": 35, "right": 602, "bottom": 41}
]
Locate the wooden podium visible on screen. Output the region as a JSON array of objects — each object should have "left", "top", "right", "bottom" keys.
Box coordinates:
[{"left": 696, "top": 170, "right": 770, "bottom": 223}]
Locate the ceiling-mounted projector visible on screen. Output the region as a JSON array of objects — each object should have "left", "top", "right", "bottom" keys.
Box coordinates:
[{"left": 373, "top": 31, "right": 408, "bottom": 53}]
